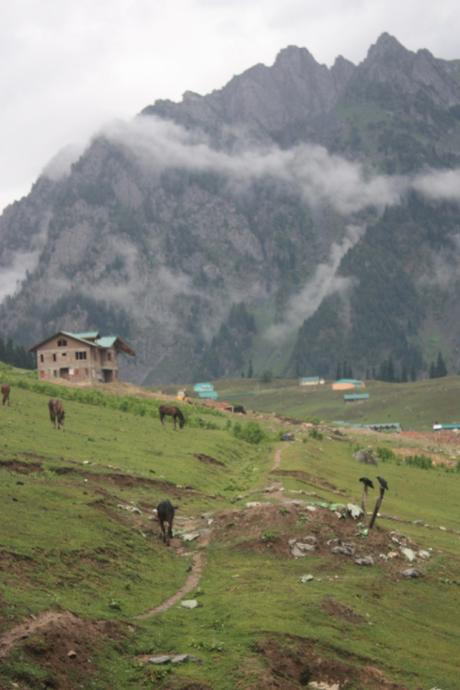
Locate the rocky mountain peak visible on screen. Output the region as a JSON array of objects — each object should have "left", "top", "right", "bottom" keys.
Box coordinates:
[{"left": 367, "top": 32, "right": 409, "bottom": 60}]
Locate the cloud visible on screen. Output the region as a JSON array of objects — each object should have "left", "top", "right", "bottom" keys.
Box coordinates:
[
  {"left": 0, "top": 250, "right": 41, "bottom": 302},
  {"left": 412, "top": 169, "right": 460, "bottom": 201},
  {"left": 105, "top": 115, "right": 402, "bottom": 214},
  {"left": 42, "top": 143, "right": 87, "bottom": 181},
  {"left": 266, "top": 224, "right": 364, "bottom": 341}
]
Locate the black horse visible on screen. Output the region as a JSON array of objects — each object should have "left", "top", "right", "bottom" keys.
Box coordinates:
[
  {"left": 159, "top": 405, "right": 185, "bottom": 430},
  {"left": 157, "top": 500, "right": 176, "bottom": 545}
]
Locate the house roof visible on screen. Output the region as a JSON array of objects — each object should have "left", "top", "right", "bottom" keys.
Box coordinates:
[{"left": 29, "top": 330, "right": 135, "bottom": 356}]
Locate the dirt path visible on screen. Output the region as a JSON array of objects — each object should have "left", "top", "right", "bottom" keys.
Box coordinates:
[
  {"left": 0, "top": 610, "right": 77, "bottom": 659},
  {"left": 137, "top": 446, "right": 284, "bottom": 620}
]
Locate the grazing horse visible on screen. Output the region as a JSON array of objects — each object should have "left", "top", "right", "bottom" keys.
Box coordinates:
[
  {"left": 1, "top": 384, "right": 10, "bottom": 406},
  {"left": 48, "top": 399, "right": 65, "bottom": 430},
  {"left": 159, "top": 405, "right": 185, "bottom": 430},
  {"left": 156, "top": 500, "right": 176, "bottom": 545}
]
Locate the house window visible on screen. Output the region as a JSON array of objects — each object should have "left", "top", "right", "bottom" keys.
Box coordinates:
[
  {"left": 57, "top": 338, "right": 67, "bottom": 347},
  {"left": 62, "top": 352, "right": 67, "bottom": 357},
  {"left": 53, "top": 370, "right": 58, "bottom": 378},
  {"left": 75, "top": 351, "right": 87, "bottom": 360},
  {"left": 39, "top": 354, "right": 44, "bottom": 363},
  {"left": 52, "top": 353, "right": 57, "bottom": 362},
  {"left": 107, "top": 352, "right": 112, "bottom": 361}
]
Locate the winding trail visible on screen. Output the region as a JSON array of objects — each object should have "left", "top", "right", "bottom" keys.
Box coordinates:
[{"left": 136, "top": 447, "right": 285, "bottom": 620}]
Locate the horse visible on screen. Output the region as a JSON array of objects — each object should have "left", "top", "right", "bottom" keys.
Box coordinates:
[
  {"left": 1, "top": 384, "right": 10, "bottom": 406},
  {"left": 156, "top": 500, "right": 176, "bottom": 545},
  {"left": 159, "top": 405, "right": 185, "bottom": 430},
  {"left": 48, "top": 399, "right": 65, "bottom": 430}
]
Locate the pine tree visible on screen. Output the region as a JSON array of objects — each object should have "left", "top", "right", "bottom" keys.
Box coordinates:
[
  {"left": 435, "top": 352, "right": 447, "bottom": 377},
  {"left": 247, "top": 359, "right": 253, "bottom": 379},
  {"left": 429, "top": 361, "right": 436, "bottom": 379}
]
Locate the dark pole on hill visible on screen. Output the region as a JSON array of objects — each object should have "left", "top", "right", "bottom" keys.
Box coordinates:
[
  {"left": 359, "top": 477, "right": 374, "bottom": 513},
  {"left": 369, "top": 476, "right": 388, "bottom": 529}
]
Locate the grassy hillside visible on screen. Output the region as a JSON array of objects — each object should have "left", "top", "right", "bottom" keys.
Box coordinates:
[
  {"left": 0, "top": 364, "right": 459, "bottom": 689},
  {"left": 209, "top": 375, "right": 460, "bottom": 430}
]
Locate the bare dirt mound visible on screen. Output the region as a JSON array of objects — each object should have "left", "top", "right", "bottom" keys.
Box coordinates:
[
  {"left": 251, "top": 636, "right": 408, "bottom": 690},
  {"left": 0, "top": 609, "right": 118, "bottom": 689},
  {"left": 212, "top": 504, "right": 423, "bottom": 575}
]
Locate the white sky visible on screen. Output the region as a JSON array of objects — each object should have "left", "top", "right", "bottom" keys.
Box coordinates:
[{"left": 1, "top": 0, "right": 460, "bottom": 213}]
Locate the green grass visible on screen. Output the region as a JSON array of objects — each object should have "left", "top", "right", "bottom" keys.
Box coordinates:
[
  {"left": 212, "top": 375, "right": 460, "bottom": 430},
  {"left": 0, "top": 365, "right": 459, "bottom": 689}
]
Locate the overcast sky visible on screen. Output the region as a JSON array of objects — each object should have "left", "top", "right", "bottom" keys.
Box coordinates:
[{"left": 1, "top": 0, "right": 460, "bottom": 213}]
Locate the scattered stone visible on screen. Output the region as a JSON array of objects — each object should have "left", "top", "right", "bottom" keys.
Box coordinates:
[
  {"left": 147, "top": 655, "right": 171, "bottom": 664},
  {"left": 439, "top": 526, "right": 447, "bottom": 531},
  {"left": 182, "top": 532, "right": 200, "bottom": 542},
  {"left": 412, "top": 519, "right": 423, "bottom": 525},
  {"left": 400, "top": 547, "right": 417, "bottom": 562},
  {"left": 347, "top": 503, "right": 363, "bottom": 519},
  {"left": 402, "top": 568, "right": 423, "bottom": 578},
  {"left": 299, "top": 574, "right": 314, "bottom": 583},
  {"left": 180, "top": 599, "right": 199, "bottom": 609},
  {"left": 418, "top": 550, "right": 431, "bottom": 559},
  {"left": 354, "top": 555, "right": 374, "bottom": 566},
  {"left": 304, "top": 535, "right": 317, "bottom": 544},
  {"left": 67, "top": 650, "right": 77, "bottom": 658},
  {"left": 246, "top": 502, "right": 261, "bottom": 508},
  {"left": 387, "top": 551, "right": 399, "bottom": 559},
  {"left": 146, "top": 653, "right": 201, "bottom": 665},
  {"left": 308, "top": 681, "right": 340, "bottom": 690},
  {"left": 117, "top": 504, "right": 142, "bottom": 515},
  {"left": 331, "top": 544, "right": 355, "bottom": 556},
  {"left": 281, "top": 433, "right": 295, "bottom": 441},
  {"left": 306, "top": 505, "right": 317, "bottom": 512},
  {"left": 291, "top": 542, "right": 316, "bottom": 557}
]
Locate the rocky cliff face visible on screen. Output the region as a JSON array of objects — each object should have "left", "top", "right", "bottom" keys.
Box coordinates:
[{"left": 2, "top": 33, "right": 460, "bottom": 382}]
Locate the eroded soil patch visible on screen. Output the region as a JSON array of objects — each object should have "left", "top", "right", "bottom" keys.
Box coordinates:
[
  {"left": 271, "top": 469, "right": 345, "bottom": 495},
  {"left": 193, "top": 453, "right": 225, "bottom": 467},
  {"left": 0, "top": 460, "right": 42, "bottom": 474},
  {"left": 0, "top": 609, "right": 120, "bottom": 690},
  {"left": 251, "top": 635, "right": 408, "bottom": 690}
]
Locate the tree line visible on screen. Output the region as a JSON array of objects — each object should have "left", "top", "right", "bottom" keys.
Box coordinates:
[{"left": 0, "top": 337, "right": 35, "bottom": 370}]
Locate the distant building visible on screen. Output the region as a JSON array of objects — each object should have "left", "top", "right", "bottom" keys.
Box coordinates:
[
  {"left": 332, "top": 379, "right": 365, "bottom": 391},
  {"left": 29, "top": 331, "right": 135, "bottom": 383},
  {"left": 193, "top": 382, "right": 219, "bottom": 399},
  {"left": 299, "top": 376, "right": 325, "bottom": 386},
  {"left": 344, "top": 393, "right": 370, "bottom": 402}
]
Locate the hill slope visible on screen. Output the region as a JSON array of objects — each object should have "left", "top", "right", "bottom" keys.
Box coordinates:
[{"left": 0, "top": 367, "right": 459, "bottom": 689}]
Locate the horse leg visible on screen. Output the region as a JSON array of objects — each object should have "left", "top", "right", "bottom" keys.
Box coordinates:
[
  {"left": 160, "top": 413, "right": 165, "bottom": 426},
  {"left": 159, "top": 517, "right": 166, "bottom": 543}
]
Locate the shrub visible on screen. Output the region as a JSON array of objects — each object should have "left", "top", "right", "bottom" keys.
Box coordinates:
[
  {"left": 232, "top": 421, "right": 266, "bottom": 444},
  {"left": 376, "top": 446, "right": 396, "bottom": 462},
  {"left": 308, "top": 428, "right": 323, "bottom": 441},
  {"left": 405, "top": 454, "right": 433, "bottom": 470}
]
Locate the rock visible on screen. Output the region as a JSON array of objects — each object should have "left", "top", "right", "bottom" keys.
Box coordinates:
[
  {"left": 306, "top": 505, "right": 317, "bottom": 512},
  {"left": 299, "top": 574, "right": 314, "bottom": 583},
  {"left": 67, "top": 650, "right": 77, "bottom": 658},
  {"left": 439, "top": 526, "right": 447, "bottom": 531},
  {"left": 308, "top": 681, "right": 340, "bottom": 690},
  {"left": 331, "top": 544, "right": 355, "bottom": 556},
  {"left": 418, "top": 550, "right": 431, "bottom": 559},
  {"left": 400, "top": 547, "right": 417, "bottom": 562},
  {"left": 182, "top": 532, "right": 200, "bottom": 542},
  {"left": 281, "top": 433, "right": 295, "bottom": 441},
  {"left": 354, "top": 555, "right": 374, "bottom": 566},
  {"left": 291, "top": 542, "right": 316, "bottom": 557},
  {"left": 180, "top": 599, "right": 199, "bottom": 609},
  {"left": 304, "top": 535, "right": 317, "bottom": 543},
  {"left": 402, "top": 568, "right": 423, "bottom": 578},
  {"left": 246, "top": 502, "right": 261, "bottom": 508},
  {"left": 347, "top": 503, "right": 364, "bottom": 519},
  {"left": 387, "top": 551, "right": 399, "bottom": 559},
  {"left": 145, "top": 653, "right": 201, "bottom": 664},
  {"left": 353, "top": 448, "right": 378, "bottom": 465}
]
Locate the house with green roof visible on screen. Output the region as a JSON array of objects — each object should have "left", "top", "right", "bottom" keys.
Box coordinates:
[{"left": 29, "top": 331, "right": 135, "bottom": 383}]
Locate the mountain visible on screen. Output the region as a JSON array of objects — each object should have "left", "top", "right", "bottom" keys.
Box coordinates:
[{"left": 2, "top": 33, "right": 460, "bottom": 383}]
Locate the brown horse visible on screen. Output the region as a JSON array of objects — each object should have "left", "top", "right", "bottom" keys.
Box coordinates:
[
  {"left": 1, "top": 384, "right": 10, "bottom": 406},
  {"left": 48, "top": 399, "right": 65, "bottom": 430},
  {"left": 159, "top": 405, "right": 185, "bottom": 430}
]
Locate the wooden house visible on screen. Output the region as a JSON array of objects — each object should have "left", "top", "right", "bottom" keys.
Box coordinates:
[{"left": 29, "top": 331, "right": 135, "bottom": 383}]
